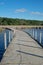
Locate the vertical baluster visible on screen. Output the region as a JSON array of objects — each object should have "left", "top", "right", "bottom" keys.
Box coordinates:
[
  {"left": 4, "top": 32, "right": 7, "bottom": 49},
  {"left": 14, "top": 29, "right": 15, "bottom": 34},
  {"left": 33, "top": 29, "right": 34, "bottom": 38},
  {"left": 35, "top": 31, "right": 37, "bottom": 40},
  {"left": 12, "top": 30, "right": 14, "bottom": 38},
  {"left": 14, "top": 29, "right": 15, "bottom": 37},
  {"left": 12, "top": 31, "right": 13, "bottom": 39},
  {"left": 32, "top": 30, "right": 33, "bottom": 36},
  {"left": 9, "top": 31, "right": 10, "bottom": 43},
  {"left": 40, "top": 32, "right": 42, "bottom": 43}
]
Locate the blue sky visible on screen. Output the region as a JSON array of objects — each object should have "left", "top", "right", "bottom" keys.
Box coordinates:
[{"left": 0, "top": 0, "right": 43, "bottom": 20}]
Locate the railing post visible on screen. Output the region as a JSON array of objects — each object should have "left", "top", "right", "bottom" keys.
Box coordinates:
[
  {"left": 9, "top": 31, "right": 10, "bottom": 43},
  {"left": 40, "top": 32, "right": 42, "bottom": 43},
  {"left": 14, "top": 29, "right": 15, "bottom": 37},
  {"left": 33, "top": 29, "right": 34, "bottom": 38},
  {"left": 35, "top": 31, "right": 37, "bottom": 40},
  {"left": 4, "top": 32, "right": 7, "bottom": 49},
  {"left": 14, "top": 29, "right": 15, "bottom": 34}
]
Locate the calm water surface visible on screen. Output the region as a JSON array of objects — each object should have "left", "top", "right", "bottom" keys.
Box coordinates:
[{"left": 0, "top": 29, "right": 13, "bottom": 61}]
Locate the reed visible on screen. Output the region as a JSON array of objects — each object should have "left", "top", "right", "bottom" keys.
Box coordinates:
[{"left": 0, "top": 28, "right": 4, "bottom": 32}]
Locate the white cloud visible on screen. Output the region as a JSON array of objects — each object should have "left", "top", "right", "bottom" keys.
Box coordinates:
[
  {"left": 0, "top": 2, "right": 4, "bottom": 5},
  {"left": 31, "top": 11, "right": 43, "bottom": 15},
  {"left": 15, "top": 8, "right": 27, "bottom": 13}
]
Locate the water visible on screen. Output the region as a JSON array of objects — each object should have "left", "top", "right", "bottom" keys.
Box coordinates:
[
  {"left": 23, "top": 28, "right": 43, "bottom": 47},
  {"left": 0, "top": 29, "right": 14, "bottom": 61}
]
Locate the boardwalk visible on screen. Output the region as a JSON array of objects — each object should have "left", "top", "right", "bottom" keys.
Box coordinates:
[{"left": 0, "top": 30, "right": 43, "bottom": 65}]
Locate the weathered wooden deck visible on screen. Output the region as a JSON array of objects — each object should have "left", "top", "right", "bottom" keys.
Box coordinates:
[{"left": 0, "top": 30, "right": 43, "bottom": 65}]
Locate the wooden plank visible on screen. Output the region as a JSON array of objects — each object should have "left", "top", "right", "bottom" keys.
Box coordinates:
[{"left": 1, "top": 30, "right": 43, "bottom": 65}]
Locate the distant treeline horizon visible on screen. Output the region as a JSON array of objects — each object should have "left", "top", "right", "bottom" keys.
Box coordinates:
[{"left": 0, "top": 17, "right": 43, "bottom": 25}]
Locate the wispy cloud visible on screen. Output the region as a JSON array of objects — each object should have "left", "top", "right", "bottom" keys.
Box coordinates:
[
  {"left": 0, "top": 2, "right": 5, "bottom": 5},
  {"left": 15, "top": 8, "right": 43, "bottom": 16},
  {"left": 15, "top": 8, "right": 27, "bottom": 13},
  {"left": 31, "top": 11, "right": 43, "bottom": 16}
]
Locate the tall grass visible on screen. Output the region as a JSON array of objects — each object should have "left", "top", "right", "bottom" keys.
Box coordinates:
[{"left": 0, "top": 28, "right": 4, "bottom": 32}]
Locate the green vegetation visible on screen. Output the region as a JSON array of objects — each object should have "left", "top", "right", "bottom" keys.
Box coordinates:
[
  {"left": 0, "top": 17, "right": 43, "bottom": 25},
  {"left": 0, "top": 28, "right": 4, "bottom": 32}
]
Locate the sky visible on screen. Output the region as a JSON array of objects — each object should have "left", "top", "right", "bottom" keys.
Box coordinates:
[{"left": 0, "top": 0, "right": 43, "bottom": 20}]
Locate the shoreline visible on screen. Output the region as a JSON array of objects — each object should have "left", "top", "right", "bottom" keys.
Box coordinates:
[{"left": 0, "top": 25, "right": 43, "bottom": 29}]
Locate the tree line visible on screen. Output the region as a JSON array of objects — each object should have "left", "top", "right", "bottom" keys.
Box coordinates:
[{"left": 0, "top": 17, "right": 43, "bottom": 25}]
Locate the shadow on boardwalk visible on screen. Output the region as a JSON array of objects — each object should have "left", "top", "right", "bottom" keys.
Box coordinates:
[
  {"left": 16, "top": 43, "right": 42, "bottom": 49},
  {"left": 16, "top": 50, "right": 43, "bottom": 58}
]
